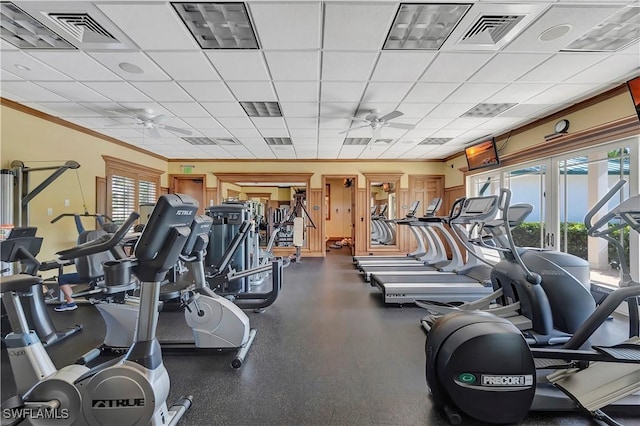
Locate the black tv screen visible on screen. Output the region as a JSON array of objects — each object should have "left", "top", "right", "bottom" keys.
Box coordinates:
[
  {"left": 465, "top": 138, "right": 500, "bottom": 171},
  {"left": 627, "top": 76, "right": 640, "bottom": 121}
]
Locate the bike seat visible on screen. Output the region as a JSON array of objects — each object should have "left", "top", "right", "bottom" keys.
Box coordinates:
[{"left": 0, "top": 274, "right": 43, "bottom": 293}]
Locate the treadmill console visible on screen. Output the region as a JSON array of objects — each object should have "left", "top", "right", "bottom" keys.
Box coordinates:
[
  {"left": 406, "top": 201, "right": 420, "bottom": 217},
  {"left": 424, "top": 198, "right": 442, "bottom": 216},
  {"left": 457, "top": 196, "right": 499, "bottom": 220}
]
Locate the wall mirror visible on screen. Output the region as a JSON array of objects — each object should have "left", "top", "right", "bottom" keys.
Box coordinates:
[
  {"left": 363, "top": 173, "right": 402, "bottom": 252},
  {"left": 214, "top": 173, "right": 313, "bottom": 253}
]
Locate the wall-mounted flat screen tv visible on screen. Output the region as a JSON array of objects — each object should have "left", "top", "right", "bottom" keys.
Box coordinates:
[
  {"left": 627, "top": 76, "right": 640, "bottom": 121},
  {"left": 465, "top": 137, "right": 500, "bottom": 171}
]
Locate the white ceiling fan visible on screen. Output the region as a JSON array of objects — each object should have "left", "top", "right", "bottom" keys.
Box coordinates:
[
  {"left": 339, "top": 110, "right": 415, "bottom": 139},
  {"left": 106, "top": 109, "right": 192, "bottom": 138}
]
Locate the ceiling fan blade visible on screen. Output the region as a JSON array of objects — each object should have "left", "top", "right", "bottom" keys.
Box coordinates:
[
  {"left": 379, "top": 110, "right": 403, "bottom": 122},
  {"left": 151, "top": 114, "right": 169, "bottom": 123},
  {"left": 162, "top": 125, "right": 192, "bottom": 135},
  {"left": 386, "top": 123, "right": 415, "bottom": 130},
  {"left": 147, "top": 127, "right": 162, "bottom": 139}
]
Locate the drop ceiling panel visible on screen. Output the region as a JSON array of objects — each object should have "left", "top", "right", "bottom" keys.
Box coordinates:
[
  {"left": 34, "top": 82, "right": 108, "bottom": 102},
  {"left": 251, "top": 117, "right": 287, "bottom": 130},
  {"left": 228, "top": 128, "right": 262, "bottom": 138},
  {"left": 217, "top": 117, "right": 254, "bottom": 128},
  {"left": 505, "top": 5, "right": 625, "bottom": 53},
  {"left": 206, "top": 51, "right": 270, "bottom": 81},
  {"left": 339, "top": 145, "right": 367, "bottom": 157},
  {"left": 413, "top": 118, "right": 454, "bottom": 130},
  {"left": 362, "top": 82, "right": 413, "bottom": 103},
  {"left": 524, "top": 83, "right": 611, "bottom": 104},
  {"left": 1, "top": 39, "right": 18, "bottom": 50},
  {"left": 321, "top": 51, "right": 378, "bottom": 81},
  {"left": 404, "top": 83, "right": 460, "bottom": 103},
  {"left": 518, "top": 53, "right": 610, "bottom": 83},
  {"left": 181, "top": 117, "right": 223, "bottom": 129},
  {"left": 285, "top": 117, "right": 318, "bottom": 129},
  {"left": 323, "top": 3, "right": 397, "bottom": 50},
  {"left": 131, "top": 82, "right": 193, "bottom": 102},
  {"left": 264, "top": 51, "right": 320, "bottom": 81},
  {"left": 249, "top": 3, "right": 321, "bottom": 49},
  {"left": 227, "top": 82, "right": 276, "bottom": 101},
  {"left": 445, "top": 83, "right": 505, "bottom": 103},
  {"left": 21, "top": 102, "right": 67, "bottom": 116},
  {"left": 420, "top": 52, "right": 494, "bottom": 82},
  {"left": 146, "top": 51, "right": 220, "bottom": 81},
  {"left": 292, "top": 137, "right": 318, "bottom": 145},
  {"left": 273, "top": 82, "right": 319, "bottom": 102},
  {"left": 96, "top": 3, "right": 197, "bottom": 50},
  {"left": 289, "top": 128, "right": 318, "bottom": 137},
  {"left": 2, "top": 81, "right": 73, "bottom": 102},
  {"left": 498, "top": 104, "right": 554, "bottom": 117},
  {"left": 370, "top": 51, "right": 436, "bottom": 82},
  {"left": 320, "top": 102, "right": 359, "bottom": 117},
  {"left": 474, "top": 116, "right": 529, "bottom": 130},
  {"left": 470, "top": 53, "right": 552, "bottom": 83},
  {"left": 1, "top": 70, "right": 21, "bottom": 81},
  {"left": 446, "top": 117, "right": 491, "bottom": 130},
  {"left": 565, "top": 54, "right": 640, "bottom": 84},
  {"left": 115, "top": 102, "right": 173, "bottom": 117},
  {"left": 88, "top": 52, "right": 170, "bottom": 81},
  {"left": 200, "top": 102, "right": 248, "bottom": 117},
  {"left": 159, "top": 102, "right": 210, "bottom": 117},
  {"left": 83, "top": 81, "right": 151, "bottom": 102},
  {"left": 27, "top": 51, "right": 120, "bottom": 81},
  {"left": 179, "top": 81, "right": 235, "bottom": 102},
  {"left": 485, "top": 83, "right": 554, "bottom": 103},
  {"left": 320, "top": 117, "right": 352, "bottom": 130},
  {"left": 29, "top": 102, "right": 102, "bottom": 116},
  {"left": 1, "top": 51, "right": 72, "bottom": 81},
  {"left": 280, "top": 102, "right": 318, "bottom": 117},
  {"left": 320, "top": 82, "right": 366, "bottom": 103},
  {"left": 395, "top": 103, "right": 438, "bottom": 118}
]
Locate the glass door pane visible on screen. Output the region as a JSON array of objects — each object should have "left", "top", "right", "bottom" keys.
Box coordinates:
[
  {"left": 504, "top": 163, "right": 548, "bottom": 249},
  {"left": 557, "top": 146, "right": 631, "bottom": 287}
]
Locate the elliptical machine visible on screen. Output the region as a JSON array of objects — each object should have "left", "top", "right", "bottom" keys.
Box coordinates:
[
  {"left": 424, "top": 181, "right": 640, "bottom": 425},
  {"left": 1, "top": 194, "right": 198, "bottom": 425}
]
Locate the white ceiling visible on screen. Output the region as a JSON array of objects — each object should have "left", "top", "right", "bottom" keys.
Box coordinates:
[{"left": 1, "top": 0, "right": 639, "bottom": 160}]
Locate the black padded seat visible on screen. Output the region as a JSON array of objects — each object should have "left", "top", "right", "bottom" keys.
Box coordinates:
[{"left": 0, "top": 274, "right": 43, "bottom": 293}]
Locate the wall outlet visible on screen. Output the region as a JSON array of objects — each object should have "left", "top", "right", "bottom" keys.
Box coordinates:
[
  {"left": 64, "top": 199, "right": 70, "bottom": 207},
  {"left": 47, "top": 208, "right": 53, "bottom": 216}
]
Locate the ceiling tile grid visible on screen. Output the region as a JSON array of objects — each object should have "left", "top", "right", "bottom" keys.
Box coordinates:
[{"left": 0, "top": 0, "right": 638, "bottom": 160}]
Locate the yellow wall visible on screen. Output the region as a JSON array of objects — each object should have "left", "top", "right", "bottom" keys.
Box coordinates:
[
  {"left": 167, "top": 161, "right": 443, "bottom": 188},
  {"left": 446, "top": 91, "right": 637, "bottom": 187},
  {"left": 1, "top": 105, "right": 166, "bottom": 264}
]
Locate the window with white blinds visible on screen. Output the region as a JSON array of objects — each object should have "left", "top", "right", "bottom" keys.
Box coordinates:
[{"left": 103, "top": 156, "right": 163, "bottom": 225}]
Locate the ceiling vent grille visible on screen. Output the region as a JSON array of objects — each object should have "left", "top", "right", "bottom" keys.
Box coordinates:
[
  {"left": 460, "top": 15, "right": 524, "bottom": 45},
  {"left": 384, "top": 3, "right": 471, "bottom": 50},
  {"left": 172, "top": 2, "right": 259, "bottom": 49},
  {"left": 462, "top": 103, "right": 516, "bottom": 118},
  {"left": 0, "top": 2, "right": 74, "bottom": 49},
  {"left": 419, "top": 138, "right": 451, "bottom": 145},
  {"left": 47, "top": 13, "right": 116, "bottom": 43},
  {"left": 265, "top": 137, "right": 292, "bottom": 146},
  {"left": 241, "top": 101, "right": 282, "bottom": 117},
  {"left": 182, "top": 137, "right": 241, "bottom": 145},
  {"left": 343, "top": 138, "right": 371, "bottom": 145}
]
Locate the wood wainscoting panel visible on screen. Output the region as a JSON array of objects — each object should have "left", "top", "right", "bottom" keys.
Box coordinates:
[
  {"left": 307, "top": 188, "right": 324, "bottom": 256},
  {"left": 355, "top": 188, "right": 369, "bottom": 256}
]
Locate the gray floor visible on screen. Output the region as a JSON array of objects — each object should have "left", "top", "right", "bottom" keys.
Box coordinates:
[{"left": 1, "top": 247, "right": 638, "bottom": 425}]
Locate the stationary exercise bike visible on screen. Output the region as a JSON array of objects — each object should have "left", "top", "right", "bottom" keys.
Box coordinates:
[
  {"left": 1, "top": 194, "right": 198, "bottom": 425},
  {"left": 98, "top": 214, "right": 259, "bottom": 368}
]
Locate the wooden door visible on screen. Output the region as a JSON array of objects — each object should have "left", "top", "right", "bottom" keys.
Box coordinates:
[
  {"left": 408, "top": 175, "right": 444, "bottom": 252},
  {"left": 170, "top": 174, "right": 206, "bottom": 214}
]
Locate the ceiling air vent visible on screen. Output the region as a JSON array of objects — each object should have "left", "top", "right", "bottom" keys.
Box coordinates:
[
  {"left": 343, "top": 138, "right": 371, "bottom": 145},
  {"left": 462, "top": 103, "right": 516, "bottom": 118},
  {"left": 419, "top": 138, "right": 451, "bottom": 145},
  {"left": 182, "top": 137, "right": 241, "bottom": 145},
  {"left": 241, "top": 101, "right": 282, "bottom": 117},
  {"left": 265, "top": 137, "right": 292, "bottom": 146},
  {"left": 461, "top": 15, "right": 525, "bottom": 45},
  {"left": 47, "top": 13, "right": 116, "bottom": 43}
]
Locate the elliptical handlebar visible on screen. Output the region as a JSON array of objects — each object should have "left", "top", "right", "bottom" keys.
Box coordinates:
[
  {"left": 498, "top": 188, "right": 542, "bottom": 285},
  {"left": 585, "top": 179, "right": 627, "bottom": 237},
  {"left": 57, "top": 212, "right": 140, "bottom": 260}
]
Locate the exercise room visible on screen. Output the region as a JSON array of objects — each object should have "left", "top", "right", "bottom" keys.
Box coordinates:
[{"left": 1, "top": 0, "right": 639, "bottom": 425}]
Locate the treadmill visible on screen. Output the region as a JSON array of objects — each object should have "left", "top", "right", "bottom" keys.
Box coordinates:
[
  {"left": 369, "top": 195, "right": 501, "bottom": 305},
  {"left": 353, "top": 199, "right": 440, "bottom": 268},
  {"left": 360, "top": 198, "right": 478, "bottom": 281}
]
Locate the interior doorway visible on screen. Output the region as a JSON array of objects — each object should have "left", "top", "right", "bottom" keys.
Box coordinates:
[
  {"left": 169, "top": 174, "right": 206, "bottom": 214},
  {"left": 323, "top": 175, "right": 357, "bottom": 256}
]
